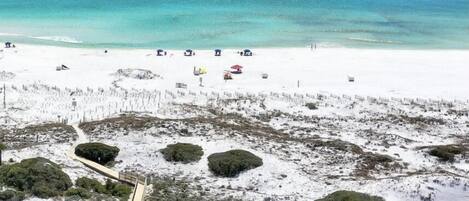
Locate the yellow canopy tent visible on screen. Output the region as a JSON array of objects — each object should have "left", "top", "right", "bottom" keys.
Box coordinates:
[{"left": 199, "top": 67, "right": 208, "bottom": 74}]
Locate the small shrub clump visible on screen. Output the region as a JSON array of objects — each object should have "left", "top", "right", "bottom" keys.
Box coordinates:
[
  {"left": 105, "top": 179, "right": 132, "bottom": 198},
  {"left": 305, "top": 102, "right": 318, "bottom": 110},
  {"left": 64, "top": 188, "right": 92, "bottom": 199},
  {"left": 76, "top": 177, "right": 106, "bottom": 194},
  {"left": 75, "top": 177, "right": 131, "bottom": 200},
  {"left": 315, "top": 190, "right": 385, "bottom": 201},
  {"left": 429, "top": 145, "right": 465, "bottom": 162},
  {"left": 160, "top": 143, "right": 204, "bottom": 163},
  {"left": 0, "top": 190, "right": 25, "bottom": 201},
  {"left": 0, "top": 157, "right": 72, "bottom": 198},
  {"left": 75, "top": 142, "right": 120, "bottom": 165},
  {"left": 208, "top": 149, "right": 263, "bottom": 177}
]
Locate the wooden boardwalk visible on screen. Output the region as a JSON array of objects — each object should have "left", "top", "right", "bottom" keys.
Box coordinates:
[{"left": 67, "top": 125, "right": 146, "bottom": 201}]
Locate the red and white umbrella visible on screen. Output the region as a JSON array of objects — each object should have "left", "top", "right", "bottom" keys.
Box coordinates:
[{"left": 231, "top": 64, "right": 243, "bottom": 71}]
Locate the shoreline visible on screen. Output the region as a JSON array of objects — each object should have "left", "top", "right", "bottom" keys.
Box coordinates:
[
  {"left": 4, "top": 42, "right": 469, "bottom": 54},
  {"left": 5, "top": 41, "right": 469, "bottom": 51}
]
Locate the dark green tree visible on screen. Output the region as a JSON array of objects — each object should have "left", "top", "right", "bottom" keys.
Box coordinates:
[{"left": 0, "top": 143, "right": 6, "bottom": 166}]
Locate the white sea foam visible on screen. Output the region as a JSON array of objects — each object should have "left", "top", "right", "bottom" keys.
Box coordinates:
[
  {"left": 29, "top": 36, "right": 83, "bottom": 44},
  {"left": 0, "top": 32, "right": 23, "bottom": 37},
  {"left": 348, "top": 37, "right": 402, "bottom": 44},
  {"left": 0, "top": 32, "right": 83, "bottom": 44}
]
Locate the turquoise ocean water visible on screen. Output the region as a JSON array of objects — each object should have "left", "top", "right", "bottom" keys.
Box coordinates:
[{"left": 0, "top": 0, "right": 468, "bottom": 49}]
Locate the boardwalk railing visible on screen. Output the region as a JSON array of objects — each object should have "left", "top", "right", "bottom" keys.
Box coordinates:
[{"left": 119, "top": 172, "right": 146, "bottom": 184}]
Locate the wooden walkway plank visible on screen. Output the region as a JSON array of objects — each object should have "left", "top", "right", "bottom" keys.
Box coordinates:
[{"left": 67, "top": 125, "right": 146, "bottom": 201}]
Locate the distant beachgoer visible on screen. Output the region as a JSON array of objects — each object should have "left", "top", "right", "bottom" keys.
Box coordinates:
[{"left": 104, "top": 50, "right": 108, "bottom": 53}]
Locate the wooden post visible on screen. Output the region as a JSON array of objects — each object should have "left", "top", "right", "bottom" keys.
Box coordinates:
[{"left": 2, "top": 84, "right": 5, "bottom": 109}]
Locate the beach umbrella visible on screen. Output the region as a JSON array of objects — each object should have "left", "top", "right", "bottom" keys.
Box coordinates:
[{"left": 231, "top": 65, "right": 243, "bottom": 70}]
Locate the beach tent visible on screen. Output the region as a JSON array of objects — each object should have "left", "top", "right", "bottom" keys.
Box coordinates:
[
  {"left": 193, "top": 66, "right": 208, "bottom": 75},
  {"left": 157, "top": 49, "right": 167, "bottom": 56},
  {"left": 214, "top": 49, "right": 222, "bottom": 56},
  {"left": 5, "top": 42, "right": 11, "bottom": 48},
  {"left": 242, "top": 49, "right": 253, "bottom": 56},
  {"left": 184, "top": 49, "right": 194, "bottom": 56},
  {"left": 231, "top": 64, "right": 243, "bottom": 74},
  {"left": 199, "top": 67, "right": 208, "bottom": 74}
]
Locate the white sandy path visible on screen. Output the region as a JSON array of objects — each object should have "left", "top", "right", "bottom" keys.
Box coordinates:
[{"left": 1, "top": 44, "right": 468, "bottom": 100}]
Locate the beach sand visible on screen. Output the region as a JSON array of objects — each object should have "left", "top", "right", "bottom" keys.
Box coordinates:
[
  {"left": 1, "top": 44, "right": 469, "bottom": 99},
  {"left": 2, "top": 44, "right": 469, "bottom": 201}
]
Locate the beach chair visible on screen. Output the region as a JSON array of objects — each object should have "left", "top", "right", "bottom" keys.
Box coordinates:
[{"left": 224, "top": 71, "right": 233, "bottom": 80}]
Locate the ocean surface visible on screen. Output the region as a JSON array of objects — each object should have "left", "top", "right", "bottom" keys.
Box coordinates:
[{"left": 0, "top": 0, "right": 468, "bottom": 49}]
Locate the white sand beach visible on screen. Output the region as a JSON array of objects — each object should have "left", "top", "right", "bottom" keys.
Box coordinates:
[
  {"left": 1, "top": 44, "right": 469, "bottom": 100},
  {"left": 2, "top": 44, "right": 469, "bottom": 201}
]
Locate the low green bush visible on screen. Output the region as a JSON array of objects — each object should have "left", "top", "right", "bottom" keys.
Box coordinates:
[
  {"left": 208, "top": 149, "right": 263, "bottom": 177},
  {"left": 76, "top": 177, "right": 106, "bottom": 193},
  {"left": 75, "top": 142, "right": 120, "bottom": 165},
  {"left": 0, "top": 157, "right": 72, "bottom": 198},
  {"left": 32, "top": 183, "right": 61, "bottom": 198},
  {"left": 315, "top": 190, "right": 385, "bottom": 201},
  {"left": 0, "top": 190, "right": 25, "bottom": 201},
  {"left": 75, "top": 177, "right": 131, "bottom": 200},
  {"left": 429, "top": 145, "right": 465, "bottom": 162},
  {"left": 65, "top": 188, "right": 92, "bottom": 199},
  {"left": 305, "top": 102, "right": 318, "bottom": 110},
  {"left": 107, "top": 182, "right": 132, "bottom": 198},
  {"left": 160, "top": 143, "right": 204, "bottom": 163}
]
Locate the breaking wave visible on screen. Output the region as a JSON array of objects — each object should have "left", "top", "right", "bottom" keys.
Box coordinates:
[
  {"left": 348, "top": 37, "right": 402, "bottom": 44},
  {"left": 29, "top": 36, "right": 83, "bottom": 44},
  {"left": 0, "top": 32, "right": 82, "bottom": 44},
  {"left": 0, "top": 32, "right": 23, "bottom": 37}
]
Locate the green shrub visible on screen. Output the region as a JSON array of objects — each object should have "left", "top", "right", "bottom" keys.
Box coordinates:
[
  {"left": 104, "top": 179, "right": 132, "bottom": 199},
  {"left": 305, "top": 103, "right": 318, "bottom": 110},
  {"left": 0, "top": 157, "right": 72, "bottom": 198},
  {"left": 316, "top": 190, "right": 385, "bottom": 201},
  {"left": 65, "top": 188, "right": 92, "bottom": 199},
  {"left": 75, "top": 177, "right": 131, "bottom": 200},
  {"left": 108, "top": 182, "right": 132, "bottom": 198},
  {"left": 0, "top": 190, "right": 25, "bottom": 201},
  {"left": 32, "top": 183, "right": 60, "bottom": 198},
  {"left": 429, "top": 145, "right": 465, "bottom": 162},
  {"left": 75, "top": 142, "right": 120, "bottom": 165},
  {"left": 208, "top": 150, "right": 263, "bottom": 177},
  {"left": 160, "top": 143, "right": 204, "bottom": 163},
  {"left": 76, "top": 177, "right": 106, "bottom": 193}
]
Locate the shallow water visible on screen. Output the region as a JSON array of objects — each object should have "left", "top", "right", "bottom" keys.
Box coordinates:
[{"left": 1, "top": 0, "right": 468, "bottom": 49}]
